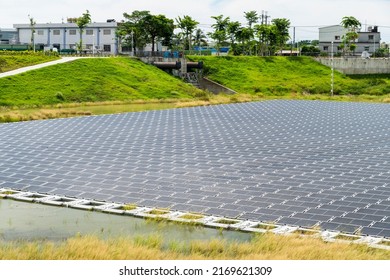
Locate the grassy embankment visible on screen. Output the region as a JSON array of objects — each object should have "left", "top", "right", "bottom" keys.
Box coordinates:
[
  {"left": 189, "top": 55, "right": 390, "bottom": 101},
  {"left": 0, "top": 56, "right": 207, "bottom": 121},
  {"left": 0, "top": 51, "right": 59, "bottom": 73},
  {"left": 1, "top": 233, "right": 389, "bottom": 260},
  {"left": 1, "top": 55, "right": 390, "bottom": 122}
]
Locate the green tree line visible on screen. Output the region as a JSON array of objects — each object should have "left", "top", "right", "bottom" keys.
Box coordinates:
[{"left": 116, "top": 10, "right": 291, "bottom": 56}]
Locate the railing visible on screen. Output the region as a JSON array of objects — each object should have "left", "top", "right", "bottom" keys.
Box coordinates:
[{"left": 134, "top": 51, "right": 183, "bottom": 58}]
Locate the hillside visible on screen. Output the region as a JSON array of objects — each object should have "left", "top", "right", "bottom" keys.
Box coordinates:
[
  {"left": 188, "top": 56, "right": 390, "bottom": 96},
  {"left": 0, "top": 57, "right": 203, "bottom": 107},
  {"left": 0, "top": 52, "right": 59, "bottom": 73}
]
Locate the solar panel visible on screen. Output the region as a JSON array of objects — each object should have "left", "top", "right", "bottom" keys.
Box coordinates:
[{"left": 1, "top": 100, "right": 390, "bottom": 237}]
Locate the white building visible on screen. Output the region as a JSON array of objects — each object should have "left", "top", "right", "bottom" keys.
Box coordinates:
[
  {"left": 319, "top": 25, "right": 381, "bottom": 55},
  {"left": 0, "top": 28, "right": 18, "bottom": 44},
  {"left": 13, "top": 21, "right": 119, "bottom": 54}
]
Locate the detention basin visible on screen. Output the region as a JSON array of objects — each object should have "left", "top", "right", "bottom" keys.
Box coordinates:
[{"left": 0, "top": 199, "right": 253, "bottom": 243}]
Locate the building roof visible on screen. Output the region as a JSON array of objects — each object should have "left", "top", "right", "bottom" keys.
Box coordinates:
[
  {"left": 318, "top": 25, "right": 343, "bottom": 30},
  {"left": 0, "top": 28, "right": 17, "bottom": 32},
  {"left": 13, "top": 22, "right": 118, "bottom": 29}
]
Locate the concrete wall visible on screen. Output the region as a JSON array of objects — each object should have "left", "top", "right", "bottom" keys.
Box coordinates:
[
  {"left": 199, "top": 77, "right": 236, "bottom": 94},
  {"left": 315, "top": 58, "right": 390, "bottom": 75}
]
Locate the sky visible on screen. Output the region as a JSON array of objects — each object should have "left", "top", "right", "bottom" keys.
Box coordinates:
[{"left": 1, "top": 0, "right": 389, "bottom": 42}]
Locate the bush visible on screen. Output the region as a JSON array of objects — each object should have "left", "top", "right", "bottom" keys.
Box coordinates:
[
  {"left": 0, "top": 57, "right": 6, "bottom": 71},
  {"left": 0, "top": 50, "right": 59, "bottom": 57}
]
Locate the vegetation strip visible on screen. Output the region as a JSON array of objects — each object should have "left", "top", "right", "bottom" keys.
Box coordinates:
[
  {"left": 0, "top": 51, "right": 59, "bottom": 73},
  {"left": 1, "top": 188, "right": 389, "bottom": 252},
  {"left": 0, "top": 55, "right": 389, "bottom": 123}
]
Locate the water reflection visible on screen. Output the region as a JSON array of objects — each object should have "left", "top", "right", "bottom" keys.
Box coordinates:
[{"left": 0, "top": 199, "right": 253, "bottom": 244}]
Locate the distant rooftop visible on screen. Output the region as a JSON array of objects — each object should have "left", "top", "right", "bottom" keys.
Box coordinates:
[{"left": 13, "top": 21, "right": 118, "bottom": 29}]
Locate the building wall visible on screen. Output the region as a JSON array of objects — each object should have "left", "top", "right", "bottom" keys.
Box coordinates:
[
  {"left": 319, "top": 25, "right": 381, "bottom": 55},
  {"left": 0, "top": 29, "right": 18, "bottom": 44},
  {"left": 319, "top": 25, "right": 346, "bottom": 43},
  {"left": 14, "top": 22, "right": 118, "bottom": 54}
]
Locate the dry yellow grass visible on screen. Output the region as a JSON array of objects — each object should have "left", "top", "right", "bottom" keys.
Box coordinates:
[
  {"left": 1, "top": 233, "right": 389, "bottom": 260},
  {"left": 175, "top": 93, "right": 262, "bottom": 108},
  {"left": 3, "top": 92, "right": 390, "bottom": 124},
  {"left": 0, "top": 109, "right": 92, "bottom": 122}
]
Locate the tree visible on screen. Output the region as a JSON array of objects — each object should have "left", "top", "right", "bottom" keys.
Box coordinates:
[
  {"left": 193, "top": 28, "right": 208, "bottom": 49},
  {"left": 301, "top": 45, "right": 320, "bottom": 56},
  {"left": 143, "top": 14, "right": 174, "bottom": 51},
  {"left": 272, "top": 18, "right": 291, "bottom": 53},
  {"left": 227, "top": 21, "right": 242, "bottom": 55},
  {"left": 244, "top": 11, "right": 259, "bottom": 29},
  {"left": 76, "top": 10, "right": 92, "bottom": 54},
  {"left": 118, "top": 10, "right": 150, "bottom": 53},
  {"left": 118, "top": 11, "right": 174, "bottom": 52},
  {"left": 176, "top": 15, "right": 199, "bottom": 50},
  {"left": 340, "top": 16, "right": 361, "bottom": 55},
  {"left": 255, "top": 24, "right": 277, "bottom": 56},
  {"left": 227, "top": 21, "right": 241, "bottom": 45},
  {"left": 209, "top": 15, "right": 230, "bottom": 54},
  {"left": 236, "top": 27, "right": 254, "bottom": 55},
  {"left": 28, "top": 15, "right": 36, "bottom": 51}
]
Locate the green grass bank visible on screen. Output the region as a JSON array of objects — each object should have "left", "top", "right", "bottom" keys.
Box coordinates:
[
  {"left": 0, "top": 51, "right": 59, "bottom": 73},
  {"left": 0, "top": 57, "right": 204, "bottom": 107},
  {"left": 1, "top": 55, "right": 390, "bottom": 123},
  {"left": 188, "top": 55, "right": 390, "bottom": 96}
]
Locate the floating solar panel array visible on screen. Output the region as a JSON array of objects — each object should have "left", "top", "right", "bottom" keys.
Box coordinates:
[{"left": 0, "top": 100, "right": 389, "bottom": 238}]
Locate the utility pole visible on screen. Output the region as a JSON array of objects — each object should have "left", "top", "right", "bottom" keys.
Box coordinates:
[
  {"left": 331, "top": 41, "right": 334, "bottom": 96},
  {"left": 291, "top": 26, "right": 295, "bottom": 55},
  {"left": 92, "top": 33, "right": 95, "bottom": 56},
  {"left": 131, "top": 30, "right": 134, "bottom": 57},
  {"left": 261, "top": 11, "right": 270, "bottom": 25},
  {"left": 33, "top": 31, "right": 35, "bottom": 52}
]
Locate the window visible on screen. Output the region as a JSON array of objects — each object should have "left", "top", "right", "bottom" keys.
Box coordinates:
[
  {"left": 69, "top": 30, "right": 77, "bottom": 35},
  {"left": 323, "top": 46, "right": 329, "bottom": 51},
  {"left": 335, "top": 36, "right": 340, "bottom": 40},
  {"left": 52, "top": 29, "right": 61, "bottom": 36},
  {"left": 86, "top": 44, "right": 93, "bottom": 49},
  {"left": 103, "top": 29, "right": 111, "bottom": 35},
  {"left": 37, "top": 30, "right": 44, "bottom": 36},
  {"left": 86, "top": 29, "right": 94, "bottom": 35},
  {"left": 365, "top": 46, "right": 370, "bottom": 51},
  {"left": 368, "top": 35, "right": 374, "bottom": 40},
  {"left": 104, "top": 45, "right": 111, "bottom": 52}
]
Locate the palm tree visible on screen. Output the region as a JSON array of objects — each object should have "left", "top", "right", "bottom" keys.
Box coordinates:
[
  {"left": 340, "top": 16, "right": 361, "bottom": 55},
  {"left": 236, "top": 27, "right": 254, "bottom": 55},
  {"left": 192, "top": 29, "right": 208, "bottom": 51},
  {"left": 341, "top": 16, "right": 361, "bottom": 32},
  {"left": 209, "top": 15, "right": 230, "bottom": 55},
  {"left": 244, "top": 11, "right": 259, "bottom": 29},
  {"left": 176, "top": 15, "right": 199, "bottom": 51},
  {"left": 272, "top": 18, "right": 291, "bottom": 54},
  {"left": 76, "top": 10, "right": 92, "bottom": 54}
]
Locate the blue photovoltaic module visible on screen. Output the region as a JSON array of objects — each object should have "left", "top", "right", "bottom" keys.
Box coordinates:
[{"left": 0, "top": 100, "right": 389, "bottom": 237}]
